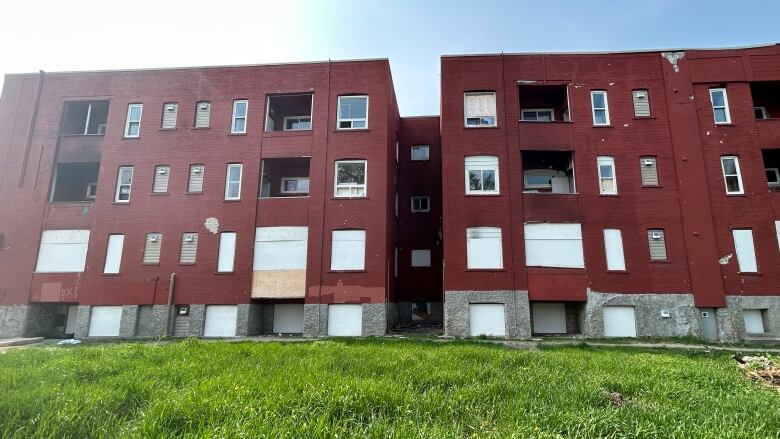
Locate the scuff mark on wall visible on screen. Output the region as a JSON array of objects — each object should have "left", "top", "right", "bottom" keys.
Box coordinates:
[
  {"left": 661, "top": 51, "right": 685, "bottom": 73},
  {"left": 719, "top": 254, "right": 733, "bottom": 265},
  {"left": 204, "top": 217, "right": 219, "bottom": 234}
]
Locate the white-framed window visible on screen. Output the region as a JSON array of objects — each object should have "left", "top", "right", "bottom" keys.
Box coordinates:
[
  {"left": 411, "top": 196, "right": 430, "bottom": 213},
  {"left": 231, "top": 99, "right": 248, "bottom": 134},
  {"left": 224, "top": 163, "right": 243, "bottom": 200},
  {"left": 143, "top": 233, "right": 162, "bottom": 264},
  {"left": 114, "top": 166, "right": 134, "bottom": 202},
  {"left": 281, "top": 177, "right": 310, "bottom": 194},
  {"left": 188, "top": 164, "right": 204, "bottom": 193},
  {"left": 464, "top": 92, "right": 497, "bottom": 127},
  {"left": 284, "top": 116, "right": 312, "bottom": 131},
  {"left": 590, "top": 91, "right": 610, "bottom": 125},
  {"left": 755, "top": 106, "right": 768, "bottom": 120},
  {"left": 161, "top": 102, "right": 178, "bottom": 129},
  {"left": 465, "top": 156, "right": 499, "bottom": 195},
  {"left": 523, "top": 169, "right": 559, "bottom": 190},
  {"left": 524, "top": 223, "right": 585, "bottom": 268},
  {"left": 331, "top": 229, "right": 366, "bottom": 271},
  {"left": 337, "top": 95, "right": 368, "bottom": 129},
  {"left": 632, "top": 89, "right": 651, "bottom": 117},
  {"left": 85, "top": 182, "right": 98, "bottom": 200},
  {"left": 195, "top": 101, "right": 211, "bottom": 128},
  {"left": 597, "top": 156, "right": 617, "bottom": 195},
  {"left": 124, "top": 104, "right": 143, "bottom": 138},
  {"left": 103, "top": 234, "right": 124, "bottom": 274},
  {"left": 334, "top": 160, "right": 367, "bottom": 197},
  {"left": 603, "top": 229, "right": 626, "bottom": 271},
  {"left": 720, "top": 156, "right": 744, "bottom": 195},
  {"left": 411, "top": 249, "right": 432, "bottom": 267},
  {"left": 732, "top": 229, "right": 757, "bottom": 273},
  {"left": 709, "top": 88, "right": 731, "bottom": 124},
  {"left": 521, "top": 108, "right": 554, "bottom": 122},
  {"left": 411, "top": 145, "right": 430, "bottom": 161},
  {"left": 765, "top": 167, "right": 780, "bottom": 186},
  {"left": 218, "top": 232, "right": 237, "bottom": 272},
  {"left": 152, "top": 165, "right": 170, "bottom": 193},
  {"left": 466, "top": 227, "right": 503, "bottom": 269}
]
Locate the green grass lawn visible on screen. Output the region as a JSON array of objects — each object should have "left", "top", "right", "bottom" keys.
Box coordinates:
[{"left": 1, "top": 339, "right": 778, "bottom": 438}]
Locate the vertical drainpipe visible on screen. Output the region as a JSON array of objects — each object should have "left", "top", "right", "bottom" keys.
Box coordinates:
[
  {"left": 317, "top": 60, "right": 333, "bottom": 335},
  {"left": 501, "top": 53, "right": 519, "bottom": 336},
  {"left": 18, "top": 70, "right": 45, "bottom": 188},
  {"left": 164, "top": 273, "right": 176, "bottom": 337}
]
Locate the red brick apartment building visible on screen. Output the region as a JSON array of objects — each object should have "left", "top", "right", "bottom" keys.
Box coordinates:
[{"left": 1, "top": 44, "right": 779, "bottom": 342}]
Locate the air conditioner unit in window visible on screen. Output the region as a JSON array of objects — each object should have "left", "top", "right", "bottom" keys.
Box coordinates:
[
  {"left": 166, "top": 105, "right": 176, "bottom": 111},
  {"left": 643, "top": 159, "right": 654, "bottom": 166},
  {"left": 149, "top": 235, "right": 159, "bottom": 242},
  {"left": 185, "top": 234, "right": 194, "bottom": 242},
  {"left": 158, "top": 168, "right": 168, "bottom": 174},
  {"left": 199, "top": 103, "right": 209, "bottom": 110},
  {"left": 636, "top": 91, "right": 647, "bottom": 98},
  {"left": 650, "top": 232, "right": 662, "bottom": 239},
  {"left": 193, "top": 167, "right": 202, "bottom": 173}
]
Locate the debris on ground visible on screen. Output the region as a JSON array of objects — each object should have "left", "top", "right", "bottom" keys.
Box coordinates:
[
  {"left": 602, "top": 390, "right": 629, "bottom": 406},
  {"left": 733, "top": 354, "right": 780, "bottom": 392},
  {"left": 57, "top": 339, "right": 82, "bottom": 345}
]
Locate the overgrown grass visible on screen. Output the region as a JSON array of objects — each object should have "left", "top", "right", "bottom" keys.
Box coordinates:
[{"left": 1, "top": 339, "right": 778, "bottom": 438}]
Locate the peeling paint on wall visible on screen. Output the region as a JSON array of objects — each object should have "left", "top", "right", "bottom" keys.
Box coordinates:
[
  {"left": 661, "top": 51, "right": 685, "bottom": 73},
  {"left": 719, "top": 254, "right": 733, "bottom": 265},
  {"left": 204, "top": 217, "right": 219, "bottom": 234}
]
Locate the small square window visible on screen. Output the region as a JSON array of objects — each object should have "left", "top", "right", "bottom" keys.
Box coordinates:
[
  {"left": 281, "top": 177, "right": 310, "bottom": 194},
  {"left": 411, "top": 196, "right": 430, "bottom": 213},
  {"left": 337, "top": 96, "right": 368, "bottom": 129},
  {"left": 411, "top": 145, "right": 430, "bottom": 161}
]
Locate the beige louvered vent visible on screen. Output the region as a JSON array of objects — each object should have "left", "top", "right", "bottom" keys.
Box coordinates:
[
  {"left": 639, "top": 156, "right": 658, "bottom": 186},
  {"left": 195, "top": 101, "right": 211, "bottom": 128},
  {"left": 179, "top": 233, "right": 198, "bottom": 264},
  {"left": 153, "top": 165, "right": 170, "bottom": 193},
  {"left": 143, "top": 233, "right": 162, "bottom": 264},
  {"left": 188, "top": 164, "right": 204, "bottom": 192},
  {"left": 632, "top": 90, "right": 650, "bottom": 117},
  {"left": 647, "top": 229, "right": 667, "bottom": 261},
  {"left": 162, "top": 103, "right": 178, "bottom": 129}
]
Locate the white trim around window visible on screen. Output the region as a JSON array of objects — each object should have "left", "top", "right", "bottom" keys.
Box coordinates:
[
  {"left": 283, "top": 115, "right": 312, "bottom": 131},
  {"left": 411, "top": 196, "right": 431, "bottom": 213},
  {"left": 124, "top": 104, "right": 143, "bottom": 138},
  {"left": 709, "top": 88, "right": 731, "bottom": 124},
  {"left": 597, "top": 156, "right": 617, "bottom": 195},
  {"left": 114, "top": 166, "right": 134, "bottom": 203},
  {"left": 520, "top": 108, "right": 555, "bottom": 122},
  {"left": 337, "top": 95, "right": 369, "bottom": 130},
  {"left": 231, "top": 100, "right": 248, "bottom": 134},
  {"left": 590, "top": 91, "right": 610, "bottom": 126},
  {"left": 225, "top": 163, "right": 243, "bottom": 200},
  {"left": 464, "top": 156, "right": 499, "bottom": 195},
  {"left": 464, "top": 92, "right": 497, "bottom": 127},
  {"left": 334, "top": 160, "right": 367, "bottom": 197},
  {"left": 720, "top": 156, "right": 744, "bottom": 195},
  {"left": 280, "top": 177, "right": 310, "bottom": 194},
  {"left": 411, "top": 145, "right": 430, "bottom": 161}
]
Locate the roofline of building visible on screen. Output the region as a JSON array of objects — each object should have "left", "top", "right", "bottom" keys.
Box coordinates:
[
  {"left": 402, "top": 115, "right": 440, "bottom": 119},
  {"left": 441, "top": 42, "right": 779, "bottom": 59},
  {"left": 3, "top": 57, "right": 391, "bottom": 79}
]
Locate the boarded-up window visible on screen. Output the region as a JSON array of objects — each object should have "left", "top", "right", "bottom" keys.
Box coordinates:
[
  {"left": 603, "top": 306, "right": 637, "bottom": 337},
  {"left": 188, "top": 164, "right": 204, "bottom": 193},
  {"left": 639, "top": 156, "right": 659, "bottom": 186},
  {"left": 218, "top": 232, "right": 236, "bottom": 272},
  {"left": 161, "top": 102, "right": 178, "bottom": 129},
  {"left": 327, "top": 304, "right": 362, "bottom": 336},
  {"left": 88, "top": 306, "right": 122, "bottom": 337},
  {"left": 469, "top": 304, "right": 505, "bottom": 336},
  {"left": 464, "top": 92, "right": 497, "bottom": 127},
  {"left": 331, "top": 230, "right": 366, "bottom": 271},
  {"left": 632, "top": 90, "right": 650, "bottom": 117},
  {"left": 153, "top": 165, "right": 170, "bottom": 193},
  {"left": 732, "top": 229, "right": 757, "bottom": 273},
  {"left": 603, "top": 229, "right": 625, "bottom": 271},
  {"left": 103, "top": 234, "right": 124, "bottom": 274},
  {"left": 35, "top": 230, "right": 90, "bottom": 273},
  {"left": 524, "top": 223, "right": 584, "bottom": 268},
  {"left": 647, "top": 229, "right": 667, "bottom": 261},
  {"left": 411, "top": 249, "right": 431, "bottom": 267},
  {"left": 466, "top": 227, "right": 503, "bottom": 269},
  {"left": 775, "top": 221, "right": 780, "bottom": 252},
  {"left": 203, "top": 305, "right": 237, "bottom": 337},
  {"left": 254, "top": 227, "right": 308, "bottom": 270},
  {"left": 180, "top": 233, "right": 198, "bottom": 264},
  {"left": 143, "top": 233, "right": 162, "bottom": 264},
  {"left": 195, "top": 101, "right": 211, "bottom": 128},
  {"left": 743, "top": 309, "right": 766, "bottom": 334}
]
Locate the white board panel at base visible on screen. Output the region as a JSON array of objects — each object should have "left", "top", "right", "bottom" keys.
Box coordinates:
[
  {"left": 88, "top": 306, "right": 122, "bottom": 337},
  {"left": 603, "top": 306, "right": 637, "bottom": 337},
  {"left": 469, "top": 304, "right": 506, "bottom": 336},
  {"left": 273, "top": 304, "right": 304, "bottom": 333},
  {"left": 203, "top": 305, "right": 238, "bottom": 337},
  {"left": 531, "top": 303, "right": 567, "bottom": 334},
  {"left": 327, "top": 304, "right": 362, "bottom": 336},
  {"left": 743, "top": 309, "right": 765, "bottom": 334}
]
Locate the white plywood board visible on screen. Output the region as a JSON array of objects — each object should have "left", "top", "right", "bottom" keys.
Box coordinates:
[
  {"left": 532, "top": 303, "right": 567, "bottom": 334},
  {"left": 103, "top": 235, "right": 124, "bottom": 274},
  {"left": 36, "top": 230, "right": 90, "bottom": 273},
  {"left": 331, "top": 230, "right": 366, "bottom": 271},
  {"left": 466, "top": 227, "right": 503, "bottom": 269},
  {"left": 524, "top": 223, "right": 584, "bottom": 268},
  {"left": 603, "top": 229, "right": 625, "bottom": 271},
  {"left": 743, "top": 309, "right": 765, "bottom": 334},
  {"left": 469, "top": 304, "right": 506, "bottom": 336},
  {"left": 88, "top": 306, "right": 122, "bottom": 337},
  {"left": 732, "top": 229, "right": 757, "bottom": 273},
  {"left": 217, "top": 233, "right": 236, "bottom": 272},
  {"left": 254, "top": 227, "right": 308, "bottom": 270},
  {"left": 273, "top": 304, "right": 304, "bottom": 334},
  {"left": 327, "top": 304, "right": 362, "bottom": 336},
  {"left": 203, "top": 305, "right": 237, "bottom": 337},
  {"left": 603, "top": 306, "right": 637, "bottom": 337}
]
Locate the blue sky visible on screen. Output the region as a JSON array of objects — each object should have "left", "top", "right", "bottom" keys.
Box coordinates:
[{"left": 0, "top": 0, "right": 778, "bottom": 115}]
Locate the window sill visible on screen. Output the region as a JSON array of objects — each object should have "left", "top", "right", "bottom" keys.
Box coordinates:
[
  {"left": 185, "top": 191, "right": 203, "bottom": 195},
  {"left": 411, "top": 211, "right": 431, "bottom": 214},
  {"left": 632, "top": 116, "right": 656, "bottom": 120},
  {"left": 465, "top": 193, "right": 501, "bottom": 197},
  {"left": 102, "top": 273, "right": 121, "bottom": 277},
  {"left": 223, "top": 199, "right": 242, "bottom": 203},
  {"left": 331, "top": 196, "right": 369, "bottom": 200},
  {"left": 123, "top": 136, "right": 141, "bottom": 140},
  {"left": 650, "top": 260, "right": 671, "bottom": 265},
  {"left": 738, "top": 272, "right": 761, "bottom": 276},
  {"left": 334, "top": 128, "right": 370, "bottom": 132},
  {"left": 214, "top": 271, "right": 234, "bottom": 275},
  {"left": 142, "top": 263, "right": 161, "bottom": 266},
  {"left": 606, "top": 270, "right": 629, "bottom": 274},
  {"left": 641, "top": 185, "right": 662, "bottom": 189},
  {"left": 410, "top": 159, "right": 431, "bottom": 163},
  {"left": 112, "top": 201, "right": 131, "bottom": 205},
  {"left": 714, "top": 123, "right": 735, "bottom": 127},
  {"left": 463, "top": 126, "right": 499, "bottom": 129},
  {"left": 191, "top": 126, "right": 210, "bottom": 130},
  {"left": 725, "top": 193, "right": 746, "bottom": 197},
  {"left": 159, "top": 128, "right": 177, "bottom": 132},
  {"left": 328, "top": 270, "right": 367, "bottom": 273},
  {"left": 150, "top": 192, "right": 169, "bottom": 196},
  {"left": 517, "top": 120, "right": 573, "bottom": 124},
  {"left": 465, "top": 269, "right": 506, "bottom": 272},
  {"left": 598, "top": 194, "right": 620, "bottom": 197},
  {"left": 592, "top": 125, "right": 613, "bottom": 128},
  {"left": 179, "top": 263, "right": 196, "bottom": 266},
  {"left": 228, "top": 132, "right": 247, "bottom": 136}
]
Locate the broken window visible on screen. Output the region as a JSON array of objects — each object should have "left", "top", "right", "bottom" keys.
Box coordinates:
[
  {"left": 597, "top": 156, "right": 617, "bottom": 195},
  {"left": 50, "top": 162, "right": 100, "bottom": 202},
  {"left": 260, "top": 157, "right": 311, "bottom": 198},
  {"left": 464, "top": 92, "right": 497, "bottom": 127},
  {"left": 265, "top": 94, "right": 313, "bottom": 132},
  {"left": 521, "top": 151, "right": 574, "bottom": 194},
  {"left": 61, "top": 100, "right": 109, "bottom": 135},
  {"left": 750, "top": 81, "right": 780, "bottom": 120},
  {"left": 518, "top": 84, "right": 569, "bottom": 122},
  {"left": 337, "top": 96, "right": 369, "bottom": 129},
  {"left": 334, "top": 160, "right": 367, "bottom": 197},
  {"left": 762, "top": 149, "right": 780, "bottom": 187}
]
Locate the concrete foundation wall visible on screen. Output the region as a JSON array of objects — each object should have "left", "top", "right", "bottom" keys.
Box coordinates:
[
  {"left": 236, "top": 304, "right": 262, "bottom": 336},
  {"left": 722, "top": 295, "right": 780, "bottom": 342},
  {"left": 444, "top": 291, "right": 531, "bottom": 339},
  {"left": 303, "top": 303, "right": 388, "bottom": 337},
  {"left": 582, "top": 291, "right": 699, "bottom": 338},
  {"left": 0, "top": 305, "right": 29, "bottom": 338}
]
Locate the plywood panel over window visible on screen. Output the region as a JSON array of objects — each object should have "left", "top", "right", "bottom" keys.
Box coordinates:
[
  {"left": 195, "top": 101, "right": 211, "bottom": 128},
  {"left": 732, "top": 229, "right": 757, "bottom": 273},
  {"left": 103, "top": 234, "right": 124, "bottom": 274},
  {"left": 161, "top": 102, "right": 178, "bottom": 129},
  {"left": 639, "top": 156, "right": 658, "bottom": 186},
  {"left": 632, "top": 89, "right": 650, "bottom": 117},
  {"left": 273, "top": 304, "right": 304, "bottom": 334},
  {"left": 253, "top": 227, "right": 308, "bottom": 298},
  {"left": 647, "top": 229, "right": 667, "bottom": 261},
  {"left": 466, "top": 227, "right": 503, "bottom": 269},
  {"left": 469, "top": 304, "right": 505, "bottom": 336},
  {"left": 88, "top": 306, "right": 122, "bottom": 337},
  {"left": 143, "top": 233, "right": 162, "bottom": 264},
  {"left": 153, "top": 165, "right": 170, "bottom": 193},
  {"left": 524, "top": 223, "right": 584, "bottom": 268},
  {"left": 203, "top": 305, "right": 237, "bottom": 337},
  {"left": 217, "top": 232, "right": 236, "bottom": 272},
  {"left": 179, "top": 233, "right": 198, "bottom": 264},
  {"left": 603, "top": 229, "right": 626, "bottom": 271},
  {"left": 531, "top": 303, "right": 567, "bottom": 334},
  {"left": 603, "top": 306, "right": 636, "bottom": 337},
  {"left": 327, "top": 304, "right": 362, "bottom": 336},
  {"left": 35, "top": 230, "right": 90, "bottom": 273},
  {"left": 188, "top": 164, "right": 204, "bottom": 193},
  {"left": 331, "top": 230, "right": 366, "bottom": 271}
]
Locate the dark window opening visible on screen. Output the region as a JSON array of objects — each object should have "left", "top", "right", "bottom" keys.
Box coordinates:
[
  {"left": 518, "top": 84, "right": 570, "bottom": 122},
  {"left": 50, "top": 162, "right": 100, "bottom": 202},
  {"left": 530, "top": 302, "right": 583, "bottom": 336},
  {"left": 521, "top": 150, "right": 575, "bottom": 193},
  {"left": 61, "top": 100, "right": 109, "bottom": 135},
  {"left": 750, "top": 82, "right": 780, "bottom": 120},
  {"left": 260, "top": 157, "right": 311, "bottom": 198},
  {"left": 762, "top": 149, "right": 780, "bottom": 188},
  {"left": 265, "top": 94, "right": 313, "bottom": 132}
]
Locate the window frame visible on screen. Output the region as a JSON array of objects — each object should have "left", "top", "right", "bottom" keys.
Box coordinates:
[
  {"left": 161, "top": 102, "right": 178, "bottom": 129},
  {"left": 411, "top": 195, "right": 431, "bottom": 213},
  {"left": 280, "top": 177, "right": 310, "bottom": 194},
  {"left": 766, "top": 167, "right": 780, "bottom": 186},
  {"left": 631, "top": 89, "right": 651, "bottom": 117},
  {"left": 464, "top": 91, "right": 497, "bottom": 127},
  {"left": 114, "top": 166, "right": 134, "bottom": 203},
  {"left": 411, "top": 249, "right": 432, "bottom": 268},
  {"left": 597, "top": 156, "right": 617, "bottom": 195},
  {"left": 85, "top": 182, "right": 98, "bottom": 200},
  {"left": 411, "top": 145, "right": 430, "bottom": 161},
  {"left": 709, "top": 88, "right": 731, "bottom": 124},
  {"left": 754, "top": 106, "right": 768, "bottom": 120},
  {"left": 336, "top": 95, "right": 369, "bottom": 130},
  {"left": 720, "top": 156, "right": 744, "bottom": 195},
  {"left": 464, "top": 156, "right": 500, "bottom": 195},
  {"left": 231, "top": 99, "right": 248, "bottom": 134},
  {"left": 334, "top": 160, "right": 367, "bottom": 198},
  {"left": 187, "top": 164, "right": 205, "bottom": 193},
  {"left": 224, "top": 163, "right": 243, "bottom": 200},
  {"left": 590, "top": 91, "right": 610, "bottom": 126},
  {"left": 282, "top": 115, "right": 312, "bottom": 131},
  {"left": 124, "top": 103, "right": 143, "bottom": 138},
  {"left": 520, "top": 108, "right": 555, "bottom": 122}
]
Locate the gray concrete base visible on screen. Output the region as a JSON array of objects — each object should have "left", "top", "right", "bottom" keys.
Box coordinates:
[
  {"left": 396, "top": 301, "right": 444, "bottom": 326},
  {"left": 237, "top": 304, "right": 262, "bottom": 336},
  {"left": 0, "top": 305, "right": 30, "bottom": 338},
  {"left": 303, "top": 303, "right": 389, "bottom": 337},
  {"left": 119, "top": 305, "right": 139, "bottom": 338},
  {"left": 74, "top": 306, "right": 91, "bottom": 339},
  {"left": 582, "top": 291, "right": 699, "bottom": 338},
  {"left": 721, "top": 295, "right": 780, "bottom": 342},
  {"left": 444, "top": 291, "right": 531, "bottom": 339}
]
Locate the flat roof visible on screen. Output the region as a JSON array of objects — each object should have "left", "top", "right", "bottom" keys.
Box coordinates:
[{"left": 441, "top": 42, "right": 779, "bottom": 58}]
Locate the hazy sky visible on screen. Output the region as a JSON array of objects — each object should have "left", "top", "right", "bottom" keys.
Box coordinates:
[{"left": 1, "top": 0, "right": 778, "bottom": 116}]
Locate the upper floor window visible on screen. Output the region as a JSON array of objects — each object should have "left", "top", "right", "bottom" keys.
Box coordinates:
[
  {"left": 124, "top": 104, "right": 143, "bottom": 138},
  {"left": 632, "top": 89, "right": 651, "bottom": 117},
  {"left": 161, "top": 102, "right": 178, "bottom": 129},
  {"left": 188, "top": 164, "right": 204, "bottom": 193},
  {"left": 411, "top": 145, "right": 430, "bottom": 161},
  {"left": 114, "top": 166, "right": 134, "bottom": 202},
  {"left": 464, "top": 92, "right": 497, "bottom": 127},
  {"left": 281, "top": 177, "right": 310, "bottom": 195},
  {"left": 334, "top": 160, "right": 367, "bottom": 197},
  {"left": 152, "top": 165, "right": 171, "bottom": 193},
  {"left": 224, "top": 163, "right": 243, "bottom": 200},
  {"left": 337, "top": 96, "right": 368, "bottom": 129},
  {"left": 709, "top": 88, "right": 731, "bottom": 124},
  {"left": 720, "top": 156, "right": 743, "bottom": 195},
  {"left": 465, "top": 156, "right": 499, "bottom": 195},
  {"left": 61, "top": 100, "right": 109, "bottom": 135},
  {"left": 590, "top": 91, "right": 610, "bottom": 126},
  {"left": 195, "top": 101, "right": 211, "bottom": 128},
  {"left": 521, "top": 108, "right": 554, "bottom": 122},
  {"left": 411, "top": 196, "right": 430, "bottom": 213},
  {"left": 231, "top": 100, "right": 248, "bottom": 134},
  {"left": 597, "top": 156, "right": 617, "bottom": 195}
]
